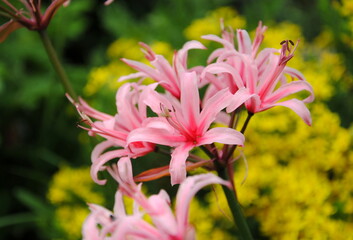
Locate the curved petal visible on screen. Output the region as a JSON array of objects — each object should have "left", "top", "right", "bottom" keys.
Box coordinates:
[
  {"left": 264, "top": 80, "right": 314, "bottom": 104},
  {"left": 127, "top": 127, "right": 186, "bottom": 147},
  {"left": 91, "top": 140, "right": 115, "bottom": 163},
  {"left": 177, "top": 40, "right": 206, "bottom": 67},
  {"left": 91, "top": 149, "right": 129, "bottom": 185},
  {"left": 199, "top": 88, "right": 233, "bottom": 133},
  {"left": 199, "top": 127, "right": 245, "bottom": 146},
  {"left": 170, "top": 143, "right": 194, "bottom": 185},
  {"left": 226, "top": 87, "right": 254, "bottom": 112},
  {"left": 202, "top": 62, "right": 245, "bottom": 89},
  {"left": 271, "top": 99, "right": 312, "bottom": 126},
  {"left": 78, "top": 98, "right": 112, "bottom": 121},
  {"left": 121, "top": 58, "right": 161, "bottom": 81},
  {"left": 175, "top": 173, "right": 231, "bottom": 234},
  {"left": 283, "top": 66, "right": 305, "bottom": 80}
]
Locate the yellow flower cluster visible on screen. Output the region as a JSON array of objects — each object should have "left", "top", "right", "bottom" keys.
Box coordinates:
[
  {"left": 183, "top": 7, "right": 246, "bottom": 44},
  {"left": 187, "top": 9, "right": 353, "bottom": 239},
  {"left": 332, "top": 0, "right": 353, "bottom": 47},
  {"left": 47, "top": 165, "right": 105, "bottom": 240},
  {"left": 84, "top": 38, "right": 174, "bottom": 96}
]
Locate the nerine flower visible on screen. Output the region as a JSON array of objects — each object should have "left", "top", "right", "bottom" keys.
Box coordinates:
[
  {"left": 127, "top": 71, "right": 245, "bottom": 185},
  {"left": 75, "top": 83, "right": 155, "bottom": 184},
  {"left": 120, "top": 40, "right": 206, "bottom": 99},
  {"left": 0, "top": 0, "right": 69, "bottom": 42},
  {"left": 82, "top": 157, "right": 231, "bottom": 240},
  {"left": 201, "top": 22, "right": 314, "bottom": 125}
]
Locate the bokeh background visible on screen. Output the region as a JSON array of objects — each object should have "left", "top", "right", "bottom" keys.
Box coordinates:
[{"left": 1, "top": 0, "right": 353, "bottom": 239}]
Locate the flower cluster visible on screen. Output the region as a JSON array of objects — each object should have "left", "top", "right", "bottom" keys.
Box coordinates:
[{"left": 75, "top": 21, "right": 314, "bottom": 239}]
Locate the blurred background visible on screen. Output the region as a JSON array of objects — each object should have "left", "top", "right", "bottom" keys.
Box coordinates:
[{"left": 1, "top": 0, "right": 352, "bottom": 239}]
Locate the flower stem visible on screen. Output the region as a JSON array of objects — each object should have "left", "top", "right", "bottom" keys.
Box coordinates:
[
  {"left": 216, "top": 111, "right": 254, "bottom": 239},
  {"left": 217, "top": 167, "right": 253, "bottom": 240},
  {"left": 38, "top": 30, "right": 78, "bottom": 101}
]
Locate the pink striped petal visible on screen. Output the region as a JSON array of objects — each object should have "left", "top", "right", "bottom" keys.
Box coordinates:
[
  {"left": 271, "top": 99, "right": 312, "bottom": 126},
  {"left": 226, "top": 87, "right": 254, "bottom": 112},
  {"left": 180, "top": 72, "right": 200, "bottom": 130},
  {"left": 127, "top": 127, "right": 186, "bottom": 147},
  {"left": 264, "top": 81, "right": 314, "bottom": 104},
  {"left": 121, "top": 58, "right": 161, "bottom": 81},
  {"left": 202, "top": 34, "right": 235, "bottom": 49},
  {"left": 91, "top": 149, "right": 128, "bottom": 185},
  {"left": 199, "top": 88, "right": 232, "bottom": 133},
  {"left": 237, "top": 29, "right": 252, "bottom": 55},
  {"left": 177, "top": 40, "right": 206, "bottom": 67},
  {"left": 199, "top": 127, "right": 244, "bottom": 146},
  {"left": 170, "top": 143, "right": 194, "bottom": 185},
  {"left": 118, "top": 72, "right": 146, "bottom": 82},
  {"left": 78, "top": 98, "right": 112, "bottom": 121},
  {"left": 202, "top": 62, "right": 245, "bottom": 89},
  {"left": 175, "top": 173, "right": 231, "bottom": 233}
]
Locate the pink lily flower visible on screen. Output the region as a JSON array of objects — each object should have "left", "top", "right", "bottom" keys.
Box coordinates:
[
  {"left": 201, "top": 22, "right": 314, "bottom": 125},
  {"left": 0, "top": 0, "right": 70, "bottom": 42},
  {"left": 82, "top": 157, "right": 231, "bottom": 240},
  {"left": 127, "top": 71, "right": 245, "bottom": 185},
  {"left": 120, "top": 40, "right": 206, "bottom": 99},
  {"left": 74, "top": 83, "right": 155, "bottom": 185}
]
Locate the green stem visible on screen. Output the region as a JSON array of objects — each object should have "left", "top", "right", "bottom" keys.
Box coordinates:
[
  {"left": 217, "top": 167, "right": 253, "bottom": 240},
  {"left": 223, "top": 112, "right": 253, "bottom": 162},
  {"left": 38, "top": 30, "right": 78, "bottom": 101},
  {"left": 216, "top": 111, "right": 254, "bottom": 239}
]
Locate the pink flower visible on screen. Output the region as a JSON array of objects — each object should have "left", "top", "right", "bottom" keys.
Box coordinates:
[
  {"left": 201, "top": 22, "right": 314, "bottom": 125},
  {"left": 127, "top": 71, "right": 245, "bottom": 185},
  {"left": 82, "top": 157, "right": 231, "bottom": 240},
  {"left": 120, "top": 40, "right": 206, "bottom": 98},
  {"left": 0, "top": 0, "right": 69, "bottom": 42},
  {"left": 75, "top": 83, "right": 155, "bottom": 184}
]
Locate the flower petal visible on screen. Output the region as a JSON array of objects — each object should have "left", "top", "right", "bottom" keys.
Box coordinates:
[
  {"left": 264, "top": 80, "right": 314, "bottom": 104},
  {"left": 175, "top": 173, "right": 231, "bottom": 234},
  {"left": 237, "top": 29, "right": 252, "bottom": 55},
  {"left": 127, "top": 127, "right": 186, "bottom": 147},
  {"left": 199, "top": 127, "right": 245, "bottom": 146},
  {"left": 180, "top": 72, "right": 200, "bottom": 130},
  {"left": 170, "top": 143, "right": 194, "bottom": 185},
  {"left": 91, "top": 149, "right": 128, "bottom": 185},
  {"left": 226, "top": 87, "right": 254, "bottom": 112},
  {"left": 271, "top": 99, "right": 312, "bottom": 126},
  {"left": 199, "top": 88, "right": 233, "bottom": 133}
]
